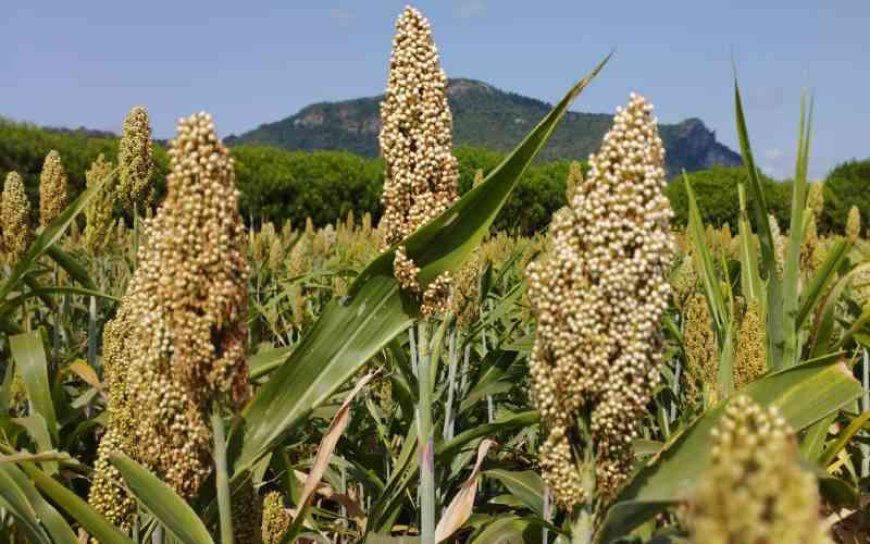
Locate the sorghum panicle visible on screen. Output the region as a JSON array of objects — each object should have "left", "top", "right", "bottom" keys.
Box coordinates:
[
  {"left": 449, "top": 255, "right": 482, "bottom": 327},
  {"left": 393, "top": 245, "right": 420, "bottom": 292},
  {"left": 472, "top": 168, "right": 485, "bottom": 188},
  {"left": 232, "top": 482, "right": 263, "bottom": 544},
  {"left": 846, "top": 205, "right": 861, "bottom": 243},
  {"left": 39, "top": 149, "right": 68, "bottom": 227},
  {"left": 683, "top": 293, "right": 719, "bottom": 403},
  {"left": 1, "top": 171, "right": 32, "bottom": 263},
  {"left": 806, "top": 182, "right": 824, "bottom": 219},
  {"left": 733, "top": 301, "right": 766, "bottom": 389},
  {"left": 261, "top": 492, "right": 291, "bottom": 544},
  {"left": 770, "top": 214, "right": 786, "bottom": 277},
  {"left": 689, "top": 396, "right": 832, "bottom": 544},
  {"left": 84, "top": 154, "right": 116, "bottom": 253},
  {"left": 527, "top": 94, "right": 673, "bottom": 507},
  {"left": 565, "top": 160, "right": 583, "bottom": 201},
  {"left": 88, "top": 309, "right": 138, "bottom": 532},
  {"left": 90, "top": 113, "right": 250, "bottom": 514},
  {"left": 117, "top": 106, "right": 155, "bottom": 213},
  {"left": 378, "top": 6, "right": 459, "bottom": 247},
  {"left": 421, "top": 271, "right": 452, "bottom": 316},
  {"left": 800, "top": 213, "right": 820, "bottom": 272}
]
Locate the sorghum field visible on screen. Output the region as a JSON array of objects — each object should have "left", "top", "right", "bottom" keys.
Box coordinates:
[{"left": 1, "top": 6, "right": 868, "bottom": 544}]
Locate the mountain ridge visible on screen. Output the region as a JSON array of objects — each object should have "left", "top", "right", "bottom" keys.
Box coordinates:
[{"left": 226, "top": 78, "right": 741, "bottom": 176}]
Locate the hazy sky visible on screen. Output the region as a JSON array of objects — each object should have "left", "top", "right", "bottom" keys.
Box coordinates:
[{"left": 2, "top": 0, "right": 868, "bottom": 178}]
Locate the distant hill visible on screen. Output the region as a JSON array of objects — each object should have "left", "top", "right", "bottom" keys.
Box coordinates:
[{"left": 226, "top": 78, "right": 742, "bottom": 176}]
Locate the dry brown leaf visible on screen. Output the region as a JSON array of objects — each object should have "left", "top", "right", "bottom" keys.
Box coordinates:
[
  {"left": 433, "top": 438, "right": 497, "bottom": 543},
  {"left": 294, "top": 372, "right": 377, "bottom": 518}
]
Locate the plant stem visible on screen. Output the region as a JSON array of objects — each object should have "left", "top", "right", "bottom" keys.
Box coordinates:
[
  {"left": 571, "top": 506, "right": 595, "bottom": 544},
  {"left": 133, "top": 202, "right": 140, "bottom": 266},
  {"left": 51, "top": 263, "right": 60, "bottom": 368},
  {"left": 862, "top": 347, "right": 869, "bottom": 478},
  {"left": 88, "top": 295, "right": 98, "bottom": 370},
  {"left": 416, "top": 320, "right": 435, "bottom": 543},
  {"left": 542, "top": 486, "right": 551, "bottom": 543},
  {"left": 211, "top": 410, "right": 234, "bottom": 544},
  {"left": 443, "top": 329, "right": 458, "bottom": 441}
]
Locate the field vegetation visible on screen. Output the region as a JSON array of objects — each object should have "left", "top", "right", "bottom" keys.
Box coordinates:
[{"left": 0, "top": 5, "right": 868, "bottom": 544}]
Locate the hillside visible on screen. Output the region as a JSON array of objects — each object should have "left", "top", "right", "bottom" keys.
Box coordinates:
[{"left": 226, "top": 78, "right": 741, "bottom": 176}]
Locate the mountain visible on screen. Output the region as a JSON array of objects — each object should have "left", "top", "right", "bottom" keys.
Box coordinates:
[{"left": 225, "top": 78, "right": 741, "bottom": 176}]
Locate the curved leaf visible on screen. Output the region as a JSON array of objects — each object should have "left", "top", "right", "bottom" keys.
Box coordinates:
[
  {"left": 46, "top": 245, "right": 96, "bottom": 290},
  {"left": 435, "top": 439, "right": 496, "bottom": 542},
  {"left": 0, "top": 464, "right": 77, "bottom": 544},
  {"left": 110, "top": 453, "right": 214, "bottom": 544},
  {"left": 10, "top": 331, "right": 57, "bottom": 443},
  {"left": 469, "top": 516, "right": 541, "bottom": 544},
  {"left": 17, "top": 459, "right": 135, "bottom": 543},
  {"left": 734, "top": 78, "right": 783, "bottom": 367},
  {"left": 0, "top": 465, "right": 52, "bottom": 543},
  {"left": 595, "top": 356, "right": 863, "bottom": 543},
  {"left": 485, "top": 469, "right": 545, "bottom": 517}
]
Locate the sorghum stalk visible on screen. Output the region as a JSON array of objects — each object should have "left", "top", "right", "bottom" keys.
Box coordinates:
[
  {"left": 416, "top": 320, "right": 435, "bottom": 541},
  {"left": 38, "top": 150, "right": 69, "bottom": 362},
  {"left": 527, "top": 94, "right": 673, "bottom": 526},
  {"left": 379, "top": 6, "right": 459, "bottom": 542}
]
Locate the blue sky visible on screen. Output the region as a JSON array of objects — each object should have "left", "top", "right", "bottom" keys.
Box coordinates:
[{"left": 2, "top": 0, "right": 868, "bottom": 178}]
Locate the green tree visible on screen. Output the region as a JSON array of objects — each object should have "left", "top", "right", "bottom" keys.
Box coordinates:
[
  {"left": 667, "top": 166, "right": 789, "bottom": 229},
  {"left": 821, "top": 159, "right": 870, "bottom": 234}
]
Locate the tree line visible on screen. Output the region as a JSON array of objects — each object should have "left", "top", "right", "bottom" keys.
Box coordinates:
[{"left": 1, "top": 117, "right": 865, "bottom": 234}]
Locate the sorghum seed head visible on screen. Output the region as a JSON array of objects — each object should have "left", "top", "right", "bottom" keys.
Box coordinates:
[
  {"left": 261, "top": 492, "right": 291, "bottom": 544},
  {"left": 527, "top": 93, "right": 673, "bottom": 507},
  {"left": 1, "top": 171, "right": 32, "bottom": 263},
  {"left": 378, "top": 6, "right": 459, "bottom": 247},
  {"left": 846, "top": 205, "right": 861, "bottom": 243},
  {"left": 683, "top": 293, "right": 719, "bottom": 404},
  {"left": 90, "top": 112, "right": 250, "bottom": 503},
  {"left": 39, "top": 150, "right": 68, "bottom": 227},
  {"left": 118, "top": 105, "right": 155, "bottom": 213},
  {"left": 421, "top": 271, "right": 451, "bottom": 316},
  {"left": 733, "top": 301, "right": 766, "bottom": 389},
  {"left": 689, "top": 396, "right": 832, "bottom": 544},
  {"left": 393, "top": 245, "right": 420, "bottom": 293},
  {"left": 84, "top": 154, "right": 116, "bottom": 253},
  {"left": 806, "top": 182, "right": 824, "bottom": 220}
]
